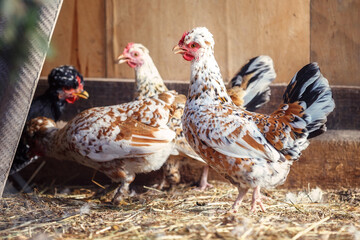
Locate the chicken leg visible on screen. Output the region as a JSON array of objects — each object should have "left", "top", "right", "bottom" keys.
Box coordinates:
[
  {"left": 112, "top": 173, "right": 135, "bottom": 205},
  {"left": 196, "top": 166, "right": 214, "bottom": 191},
  {"left": 231, "top": 187, "right": 249, "bottom": 212},
  {"left": 251, "top": 186, "right": 267, "bottom": 212}
]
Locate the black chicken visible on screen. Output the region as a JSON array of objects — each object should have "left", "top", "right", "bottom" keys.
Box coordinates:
[{"left": 10, "top": 65, "right": 89, "bottom": 174}]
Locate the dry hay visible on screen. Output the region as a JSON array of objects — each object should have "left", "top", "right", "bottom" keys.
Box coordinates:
[{"left": 1, "top": 182, "right": 359, "bottom": 240}]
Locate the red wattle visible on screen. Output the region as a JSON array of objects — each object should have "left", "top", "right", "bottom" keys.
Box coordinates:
[
  {"left": 183, "top": 53, "right": 195, "bottom": 61},
  {"left": 66, "top": 97, "right": 77, "bottom": 104},
  {"left": 127, "top": 61, "right": 137, "bottom": 68}
]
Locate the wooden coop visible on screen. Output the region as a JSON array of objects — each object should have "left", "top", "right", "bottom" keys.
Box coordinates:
[{"left": 1, "top": 0, "right": 359, "bottom": 239}]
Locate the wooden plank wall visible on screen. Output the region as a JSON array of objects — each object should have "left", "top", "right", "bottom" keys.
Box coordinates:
[
  {"left": 310, "top": 0, "right": 360, "bottom": 86},
  {"left": 41, "top": 0, "right": 106, "bottom": 77},
  {"left": 41, "top": 0, "right": 359, "bottom": 86}
]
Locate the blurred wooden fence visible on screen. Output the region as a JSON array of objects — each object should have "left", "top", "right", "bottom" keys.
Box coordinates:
[{"left": 41, "top": 0, "right": 359, "bottom": 86}]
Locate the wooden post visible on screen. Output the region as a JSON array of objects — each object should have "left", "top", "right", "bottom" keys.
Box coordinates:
[{"left": 0, "top": 0, "right": 63, "bottom": 197}]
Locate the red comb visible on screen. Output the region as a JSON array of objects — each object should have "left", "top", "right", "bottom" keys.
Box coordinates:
[
  {"left": 179, "top": 32, "right": 188, "bottom": 45},
  {"left": 76, "top": 76, "right": 83, "bottom": 90},
  {"left": 123, "top": 42, "right": 134, "bottom": 54}
]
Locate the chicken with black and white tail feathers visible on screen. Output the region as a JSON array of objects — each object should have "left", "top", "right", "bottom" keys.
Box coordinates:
[
  {"left": 117, "top": 42, "right": 276, "bottom": 190},
  {"left": 10, "top": 65, "right": 89, "bottom": 174},
  {"left": 173, "top": 27, "right": 335, "bottom": 212}
]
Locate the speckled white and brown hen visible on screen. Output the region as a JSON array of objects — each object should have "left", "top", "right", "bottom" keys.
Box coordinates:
[
  {"left": 173, "top": 27, "right": 335, "bottom": 211},
  {"left": 26, "top": 91, "right": 181, "bottom": 204}
]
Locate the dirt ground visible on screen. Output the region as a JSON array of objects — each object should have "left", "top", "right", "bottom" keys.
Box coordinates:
[{"left": 1, "top": 182, "right": 359, "bottom": 240}]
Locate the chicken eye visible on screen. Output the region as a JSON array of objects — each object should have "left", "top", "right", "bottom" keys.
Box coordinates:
[
  {"left": 133, "top": 52, "right": 139, "bottom": 57},
  {"left": 191, "top": 43, "right": 196, "bottom": 48}
]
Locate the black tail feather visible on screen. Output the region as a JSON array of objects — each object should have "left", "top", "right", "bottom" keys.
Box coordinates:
[
  {"left": 230, "top": 55, "right": 276, "bottom": 111},
  {"left": 283, "top": 62, "right": 335, "bottom": 137}
]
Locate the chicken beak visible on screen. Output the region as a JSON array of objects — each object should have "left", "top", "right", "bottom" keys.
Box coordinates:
[
  {"left": 74, "top": 90, "right": 89, "bottom": 99},
  {"left": 172, "top": 45, "right": 186, "bottom": 54},
  {"left": 117, "top": 54, "right": 129, "bottom": 64}
]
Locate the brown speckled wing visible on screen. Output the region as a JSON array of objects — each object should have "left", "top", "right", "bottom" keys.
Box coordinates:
[
  {"left": 184, "top": 106, "right": 283, "bottom": 164},
  {"left": 58, "top": 92, "right": 177, "bottom": 162}
]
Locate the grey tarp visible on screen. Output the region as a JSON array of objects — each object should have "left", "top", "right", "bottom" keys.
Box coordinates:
[{"left": 0, "top": 0, "right": 63, "bottom": 196}]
